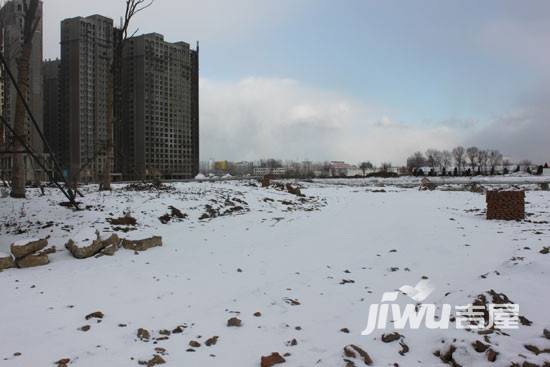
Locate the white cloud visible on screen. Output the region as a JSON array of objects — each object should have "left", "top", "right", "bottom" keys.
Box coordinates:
[
  {"left": 469, "top": 107, "right": 550, "bottom": 163},
  {"left": 200, "top": 77, "right": 461, "bottom": 164}
]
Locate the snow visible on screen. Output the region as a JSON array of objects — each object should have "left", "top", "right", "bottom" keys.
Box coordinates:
[
  {"left": 11, "top": 238, "right": 40, "bottom": 247},
  {"left": 0, "top": 179, "right": 549, "bottom": 366},
  {"left": 195, "top": 173, "right": 206, "bottom": 180}
]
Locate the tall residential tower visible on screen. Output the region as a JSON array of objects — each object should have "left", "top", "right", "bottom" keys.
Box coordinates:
[
  {"left": 116, "top": 33, "right": 199, "bottom": 180},
  {"left": 60, "top": 14, "right": 113, "bottom": 183},
  {"left": 0, "top": 0, "right": 44, "bottom": 180}
]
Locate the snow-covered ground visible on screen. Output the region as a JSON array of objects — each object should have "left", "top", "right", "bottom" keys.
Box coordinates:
[{"left": 0, "top": 180, "right": 549, "bottom": 366}]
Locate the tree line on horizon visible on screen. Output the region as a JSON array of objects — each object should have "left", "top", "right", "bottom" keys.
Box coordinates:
[{"left": 404, "top": 146, "right": 543, "bottom": 176}]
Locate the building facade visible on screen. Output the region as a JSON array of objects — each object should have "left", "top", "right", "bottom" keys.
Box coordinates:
[
  {"left": 116, "top": 33, "right": 199, "bottom": 180},
  {"left": 42, "top": 58, "right": 63, "bottom": 174},
  {"left": 0, "top": 0, "right": 44, "bottom": 181},
  {"left": 60, "top": 14, "right": 113, "bottom": 183}
]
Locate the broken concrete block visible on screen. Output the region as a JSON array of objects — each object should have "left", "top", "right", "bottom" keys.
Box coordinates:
[
  {"left": 0, "top": 253, "right": 15, "bottom": 270},
  {"left": 122, "top": 236, "right": 162, "bottom": 251},
  {"left": 419, "top": 178, "right": 436, "bottom": 191},
  {"left": 100, "top": 244, "right": 118, "bottom": 256},
  {"left": 66, "top": 234, "right": 120, "bottom": 259},
  {"left": 16, "top": 254, "right": 49, "bottom": 268},
  {"left": 10, "top": 238, "right": 48, "bottom": 259}
]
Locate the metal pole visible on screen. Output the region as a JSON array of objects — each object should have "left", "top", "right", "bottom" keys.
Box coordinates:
[
  {"left": 0, "top": 115, "right": 79, "bottom": 209},
  {"left": 0, "top": 50, "right": 77, "bottom": 199}
]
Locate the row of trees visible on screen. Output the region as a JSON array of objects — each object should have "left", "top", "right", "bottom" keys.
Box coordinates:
[{"left": 406, "top": 147, "right": 529, "bottom": 176}]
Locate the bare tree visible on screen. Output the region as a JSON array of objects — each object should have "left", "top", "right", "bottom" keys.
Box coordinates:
[
  {"left": 488, "top": 150, "right": 503, "bottom": 175},
  {"left": 380, "top": 162, "right": 392, "bottom": 173},
  {"left": 100, "top": 0, "right": 153, "bottom": 191},
  {"left": 466, "top": 146, "right": 479, "bottom": 173},
  {"left": 9, "top": 0, "right": 40, "bottom": 198},
  {"left": 406, "top": 151, "right": 426, "bottom": 173},
  {"left": 502, "top": 159, "right": 511, "bottom": 170},
  {"left": 519, "top": 159, "right": 532, "bottom": 173},
  {"left": 452, "top": 146, "right": 465, "bottom": 174},
  {"left": 425, "top": 149, "right": 442, "bottom": 172},
  {"left": 478, "top": 150, "right": 489, "bottom": 175},
  {"left": 441, "top": 150, "right": 453, "bottom": 173},
  {"left": 359, "top": 161, "right": 373, "bottom": 176}
]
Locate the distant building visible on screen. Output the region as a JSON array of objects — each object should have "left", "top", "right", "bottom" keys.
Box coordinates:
[
  {"left": 116, "top": 33, "right": 199, "bottom": 180},
  {"left": 0, "top": 0, "right": 45, "bottom": 180},
  {"left": 232, "top": 161, "right": 253, "bottom": 176},
  {"left": 328, "top": 161, "right": 361, "bottom": 177},
  {"left": 254, "top": 167, "right": 287, "bottom": 176},
  {"left": 60, "top": 14, "right": 114, "bottom": 183},
  {"left": 213, "top": 160, "right": 229, "bottom": 172}
]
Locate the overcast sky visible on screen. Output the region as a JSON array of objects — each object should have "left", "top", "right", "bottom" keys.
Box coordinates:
[{"left": 44, "top": 0, "right": 550, "bottom": 164}]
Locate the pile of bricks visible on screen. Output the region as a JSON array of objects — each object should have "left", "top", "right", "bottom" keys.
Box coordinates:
[{"left": 486, "top": 190, "right": 525, "bottom": 220}]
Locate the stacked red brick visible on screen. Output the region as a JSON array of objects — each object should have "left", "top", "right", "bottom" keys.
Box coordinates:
[{"left": 486, "top": 191, "right": 525, "bottom": 220}]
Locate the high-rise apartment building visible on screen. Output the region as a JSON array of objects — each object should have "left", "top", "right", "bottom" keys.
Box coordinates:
[
  {"left": 0, "top": 0, "right": 44, "bottom": 179},
  {"left": 42, "top": 58, "right": 63, "bottom": 173},
  {"left": 116, "top": 33, "right": 199, "bottom": 180},
  {"left": 60, "top": 14, "right": 113, "bottom": 183}
]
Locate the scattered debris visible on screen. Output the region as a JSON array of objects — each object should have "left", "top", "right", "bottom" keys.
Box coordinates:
[
  {"left": 286, "top": 184, "right": 304, "bottom": 197},
  {"left": 261, "top": 176, "right": 271, "bottom": 188},
  {"left": 85, "top": 311, "right": 104, "bottom": 320},
  {"left": 381, "top": 332, "right": 401, "bottom": 343},
  {"left": 55, "top": 358, "right": 70, "bottom": 367},
  {"left": 420, "top": 178, "right": 436, "bottom": 191},
  {"left": 78, "top": 325, "right": 91, "bottom": 332},
  {"left": 66, "top": 233, "right": 120, "bottom": 259},
  {"left": 205, "top": 336, "right": 219, "bottom": 346},
  {"left": 434, "top": 344, "right": 459, "bottom": 367},
  {"left": 261, "top": 352, "right": 286, "bottom": 367},
  {"left": 486, "top": 348, "right": 498, "bottom": 362},
  {"left": 0, "top": 253, "right": 15, "bottom": 270},
  {"left": 107, "top": 214, "right": 137, "bottom": 226},
  {"left": 159, "top": 206, "right": 187, "bottom": 224},
  {"left": 340, "top": 279, "right": 355, "bottom": 285},
  {"left": 138, "top": 354, "right": 165, "bottom": 366},
  {"left": 286, "top": 338, "right": 297, "bottom": 346},
  {"left": 125, "top": 181, "right": 173, "bottom": 192},
  {"left": 122, "top": 236, "right": 162, "bottom": 252},
  {"left": 16, "top": 253, "right": 49, "bottom": 268},
  {"left": 10, "top": 238, "right": 48, "bottom": 258},
  {"left": 137, "top": 328, "right": 151, "bottom": 342},
  {"left": 172, "top": 326, "right": 185, "bottom": 334},
  {"left": 343, "top": 344, "right": 373, "bottom": 366},
  {"left": 398, "top": 340, "right": 409, "bottom": 356},
  {"left": 472, "top": 340, "right": 490, "bottom": 353},
  {"left": 524, "top": 344, "right": 550, "bottom": 355},
  {"left": 283, "top": 297, "right": 300, "bottom": 306},
  {"left": 227, "top": 317, "right": 242, "bottom": 327}
]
